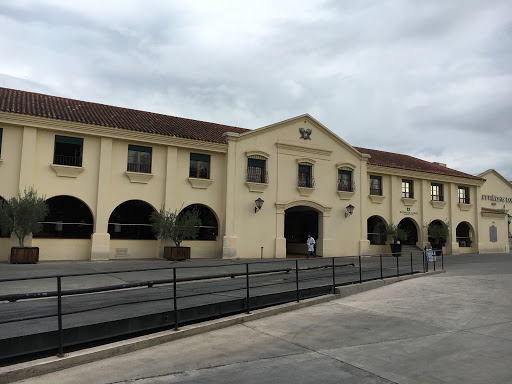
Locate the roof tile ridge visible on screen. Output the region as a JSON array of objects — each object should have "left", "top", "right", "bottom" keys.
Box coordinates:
[{"left": 0, "top": 86, "right": 249, "bottom": 132}]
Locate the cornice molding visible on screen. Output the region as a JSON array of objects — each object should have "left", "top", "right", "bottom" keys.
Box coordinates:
[
  {"left": 188, "top": 177, "right": 213, "bottom": 189},
  {"left": 401, "top": 197, "right": 416, "bottom": 207},
  {"left": 0, "top": 111, "right": 228, "bottom": 153},
  {"left": 246, "top": 181, "right": 268, "bottom": 193},
  {"left": 276, "top": 140, "right": 332, "bottom": 160},
  {"left": 245, "top": 150, "right": 270, "bottom": 159},
  {"left": 366, "top": 164, "right": 485, "bottom": 186},
  {"left": 369, "top": 195, "right": 385, "bottom": 204},
  {"left": 337, "top": 190, "right": 355, "bottom": 200},
  {"left": 336, "top": 162, "right": 356, "bottom": 170},
  {"left": 125, "top": 171, "right": 153, "bottom": 184},
  {"left": 431, "top": 200, "right": 447, "bottom": 209},
  {"left": 50, "top": 164, "right": 84, "bottom": 178},
  {"left": 458, "top": 203, "right": 473, "bottom": 211}
]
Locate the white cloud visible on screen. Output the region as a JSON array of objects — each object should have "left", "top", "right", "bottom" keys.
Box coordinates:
[{"left": 1, "top": 0, "right": 511, "bottom": 179}]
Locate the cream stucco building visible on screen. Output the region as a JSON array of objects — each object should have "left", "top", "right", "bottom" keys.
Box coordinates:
[{"left": 0, "top": 87, "right": 510, "bottom": 261}]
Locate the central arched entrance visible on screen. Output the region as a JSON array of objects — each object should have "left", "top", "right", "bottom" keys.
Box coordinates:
[
  {"left": 398, "top": 218, "right": 418, "bottom": 246},
  {"left": 284, "top": 206, "right": 319, "bottom": 257}
]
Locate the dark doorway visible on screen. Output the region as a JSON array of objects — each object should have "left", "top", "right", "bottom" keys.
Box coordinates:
[
  {"left": 108, "top": 200, "right": 156, "bottom": 240},
  {"left": 36, "top": 195, "right": 94, "bottom": 239},
  {"left": 398, "top": 218, "right": 418, "bottom": 245},
  {"left": 180, "top": 204, "right": 219, "bottom": 240},
  {"left": 285, "top": 206, "right": 319, "bottom": 256}
]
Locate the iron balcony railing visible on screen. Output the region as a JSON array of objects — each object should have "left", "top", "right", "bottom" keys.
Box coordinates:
[
  {"left": 127, "top": 162, "right": 152, "bottom": 173},
  {"left": 246, "top": 167, "right": 268, "bottom": 183},
  {"left": 53, "top": 155, "right": 82, "bottom": 167},
  {"left": 338, "top": 180, "right": 356, "bottom": 192},
  {"left": 298, "top": 175, "right": 315, "bottom": 188}
]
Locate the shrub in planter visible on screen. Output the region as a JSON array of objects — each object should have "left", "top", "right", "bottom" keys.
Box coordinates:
[
  {"left": 151, "top": 206, "right": 201, "bottom": 260},
  {"left": 428, "top": 220, "right": 450, "bottom": 250},
  {"left": 386, "top": 222, "right": 409, "bottom": 256},
  {"left": 0, "top": 188, "right": 49, "bottom": 263}
]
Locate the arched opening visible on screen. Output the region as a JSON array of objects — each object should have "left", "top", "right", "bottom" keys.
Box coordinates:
[
  {"left": 367, "top": 216, "right": 387, "bottom": 245},
  {"left": 180, "top": 204, "right": 219, "bottom": 240},
  {"left": 108, "top": 200, "right": 156, "bottom": 240},
  {"left": 285, "top": 206, "right": 319, "bottom": 256},
  {"left": 398, "top": 218, "right": 418, "bottom": 245},
  {"left": 36, "top": 196, "right": 94, "bottom": 239},
  {"left": 428, "top": 219, "right": 448, "bottom": 245},
  {"left": 456, "top": 222, "right": 473, "bottom": 247}
]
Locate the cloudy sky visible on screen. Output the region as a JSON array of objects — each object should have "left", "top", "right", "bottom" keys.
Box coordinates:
[{"left": 1, "top": 0, "right": 511, "bottom": 179}]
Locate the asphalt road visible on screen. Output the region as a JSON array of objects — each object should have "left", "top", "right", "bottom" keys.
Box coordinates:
[{"left": 12, "top": 253, "right": 512, "bottom": 384}]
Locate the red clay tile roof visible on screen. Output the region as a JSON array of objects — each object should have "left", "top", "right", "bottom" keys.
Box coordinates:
[
  {"left": 0, "top": 87, "right": 249, "bottom": 144},
  {"left": 354, "top": 147, "right": 484, "bottom": 181},
  {"left": 481, "top": 208, "right": 507, "bottom": 215}
]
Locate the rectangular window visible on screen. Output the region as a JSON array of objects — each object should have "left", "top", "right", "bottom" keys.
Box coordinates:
[
  {"left": 298, "top": 164, "right": 314, "bottom": 188},
  {"left": 431, "top": 183, "right": 444, "bottom": 201},
  {"left": 370, "top": 175, "right": 382, "bottom": 195},
  {"left": 247, "top": 158, "right": 267, "bottom": 183},
  {"left": 189, "top": 153, "right": 211, "bottom": 179},
  {"left": 127, "top": 145, "right": 152, "bottom": 173},
  {"left": 54, "top": 135, "right": 83, "bottom": 167},
  {"left": 458, "top": 186, "right": 470, "bottom": 204},
  {"left": 402, "top": 179, "right": 414, "bottom": 198},
  {"left": 0, "top": 128, "right": 3, "bottom": 158},
  {"left": 338, "top": 169, "right": 353, "bottom": 191}
]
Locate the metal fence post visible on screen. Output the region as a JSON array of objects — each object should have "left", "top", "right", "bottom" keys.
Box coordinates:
[
  {"left": 423, "top": 249, "right": 426, "bottom": 273},
  {"left": 358, "top": 256, "right": 362, "bottom": 284},
  {"left": 173, "top": 268, "right": 179, "bottom": 330},
  {"left": 261, "top": 247, "right": 263, "bottom": 259},
  {"left": 396, "top": 255, "right": 399, "bottom": 278},
  {"left": 246, "top": 263, "right": 250, "bottom": 314},
  {"left": 57, "top": 276, "right": 64, "bottom": 357},
  {"left": 410, "top": 252, "right": 413, "bottom": 275},
  {"left": 433, "top": 252, "right": 436, "bottom": 271},
  {"left": 295, "top": 259, "right": 299, "bottom": 302},
  {"left": 331, "top": 257, "right": 336, "bottom": 293},
  {"left": 441, "top": 250, "right": 444, "bottom": 270},
  {"left": 380, "top": 254, "right": 383, "bottom": 280}
]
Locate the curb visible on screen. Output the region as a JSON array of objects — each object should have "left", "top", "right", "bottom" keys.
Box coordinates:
[{"left": 0, "top": 269, "right": 445, "bottom": 383}]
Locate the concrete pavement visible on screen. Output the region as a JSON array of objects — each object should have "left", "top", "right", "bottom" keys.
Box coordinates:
[{"left": 5, "top": 253, "right": 512, "bottom": 383}]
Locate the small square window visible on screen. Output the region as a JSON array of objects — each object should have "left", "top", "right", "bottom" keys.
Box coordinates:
[
  {"left": 127, "top": 145, "right": 152, "bottom": 173},
  {"left": 370, "top": 175, "right": 382, "bottom": 195},
  {"left": 247, "top": 158, "right": 267, "bottom": 183},
  {"left": 54, "top": 135, "right": 83, "bottom": 167},
  {"left": 431, "top": 183, "right": 444, "bottom": 201},
  {"left": 402, "top": 179, "right": 414, "bottom": 198},
  {"left": 298, "top": 164, "right": 314, "bottom": 188},
  {"left": 458, "top": 186, "right": 470, "bottom": 204},
  {"left": 190, "top": 153, "right": 211, "bottom": 179},
  {"left": 338, "top": 169, "right": 353, "bottom": 192}
]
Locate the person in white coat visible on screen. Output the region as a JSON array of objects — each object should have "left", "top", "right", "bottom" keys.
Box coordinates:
[{"left": 306, "top": 234, "right": 316, "bottom": 258}]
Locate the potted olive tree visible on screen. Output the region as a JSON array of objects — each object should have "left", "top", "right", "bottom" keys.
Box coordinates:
[
  {"left": 151, "top": 206, "right": 201, "bottom": 260},
  {"left": 428, "top": 220, "right": 450, "bottom": 251},
  {"left": 386, "top": 222, "right": 409, "bottom": 256},
  {"left": 0, "top": 187, "right": 49, "bottom": 263}
]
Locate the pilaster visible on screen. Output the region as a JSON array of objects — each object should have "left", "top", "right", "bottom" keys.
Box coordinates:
[{"left": 91, "top": 137, "right": 112, "bottom": 260}]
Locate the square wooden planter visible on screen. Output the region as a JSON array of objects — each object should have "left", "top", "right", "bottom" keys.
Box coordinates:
[
  {"left": 164, "top": 246, "right": 191, "bottom": 261},
  {"left": 10, "top": 247, "right": 39, "bottom": 264}
]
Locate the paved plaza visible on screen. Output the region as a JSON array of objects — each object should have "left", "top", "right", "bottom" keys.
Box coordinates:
[{"left": 5, "top": 253, "right": 512, "bottom": 383}]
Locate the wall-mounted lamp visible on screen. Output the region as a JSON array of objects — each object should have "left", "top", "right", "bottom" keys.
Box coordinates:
[
  {"left": 345, "top": 204, "right": 355, "bottom": 218},
  {"left": 255, "top": 198, "right": 264, "bottom": 213}
]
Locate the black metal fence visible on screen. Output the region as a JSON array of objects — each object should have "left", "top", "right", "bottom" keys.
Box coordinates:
[{"left": 0, "top": 251, "right": 442, "bottom": 361}]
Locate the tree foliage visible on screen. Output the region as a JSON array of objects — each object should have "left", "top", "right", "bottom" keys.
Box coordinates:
[
  {"left": 151, "top": 206, "right": 202, "bottom": 247},
  {"left": 428, "top": 220, "right": 450, "bottom": 245},
  {"left": 386, "top": 222, "right": 409, "bottom": 244},
  {"left": 0, "top": 187, "right": 49, "bottom": 247}
]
